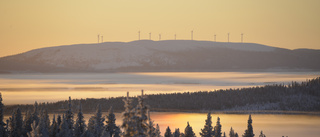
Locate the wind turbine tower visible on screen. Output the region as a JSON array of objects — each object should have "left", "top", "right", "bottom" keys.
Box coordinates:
[
  {"left": 191, "top": 30, "right": 193, "bottom": 40},
  {"left": 101, "top": 35, "right": 103, "bottom": 43},
  {"left": 98, "top": 34, "right": 100, "bottom": 43},
  {"left": 149, "top": 32, "right": 151, "bottom": 40},
  {"left": 159, "top": 34, "right": 161, "bottom": 41},
  {"left": 214, "top": 34, "right": 216, "bottom": 42},
  {"left": 228, "top": 33, "right": 230, "bottom": 43},
  {"left": 241, "top": 33, "right": 244, "bottom": 43},
  {"left": 138, "top": 31, "right": 140, "bottom": 40}
]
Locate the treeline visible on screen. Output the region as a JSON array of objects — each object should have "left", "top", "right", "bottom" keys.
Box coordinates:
[
  {"left": 0, "top": 90, "right": 267, "bottom": 137},
  {"left": 5, "top": 77, "right": 320, "bottom": 114}
]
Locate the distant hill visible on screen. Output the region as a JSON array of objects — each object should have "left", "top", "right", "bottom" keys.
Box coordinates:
[{"left": 0, "top": 40, "right": 320, "bottom": 73}]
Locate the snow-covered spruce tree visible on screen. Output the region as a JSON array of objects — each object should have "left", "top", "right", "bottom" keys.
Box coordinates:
[
  {"left": 93, "top": 104, "right": 105, "bottom": 137},
  {"left": 43, "top": 109, "right": 50, "bottom": 131},
  {"left": 258, "top": 131, "right": 265, "bottom": 137},
  {"left": 35, "top": 110, "right": 49, "bottom": 137},
  {"left": 173, "top": 129, "right": 180, "bottom": 137},
  {"left": 105, "top": 106, "right": 117, "bottom": 137},
  {"left": 100, "top": 130, "right": 110, "bottom": 137},
  {"left": 147, "top": 111, "right": 156, "bottom": 137},
  {"left": 0, "top": 93, "right": 7, "bottom": 137},
  {"left": 32, "top": 101, "right": 40, "bottom": 127},
  {"left": 57, "top": 116, "right": 73, "bottom": 137},
  {"left": 214, "top": 117, "right": 222, "bottom": 137},
  {"left": 243, "top": 115, "right": 254, "bottom": 137},
  {"left": 49, "top": 115, "right": 59, "bottom": 137},
  {"left": 164, "top": 126, "right": 172, "bottom": 137},
  {"left": 229, "top": 127, "right": 236, "bottom": 137},
  {"left": 122, "top": 92, "right": 137, "bottom": 137},
  {"left": 28, "top": 122, "right": 39, "bottom": 137},
  {"left": 135, "top": 90, "right": 149, "bottom": 137},
  {"left": 222, "top": 132, "right": 226, "bottom": 137},
  {"left": 155, "top": 124, "right": 161, "bottom": 137},
  {"left": 65, "top": 96, "right": 74, "bottom": 136},
  {"left": 23, "top": 110, "right": 33, "bottom": 135},
  {"left": 114, "top": 126, "right": 121, "bottom": 137},
  {"left": 200, "top": 112, "right": 214, "bottom": 137},
  {"left": 74, "top": 102, "right": 86, "bottom": 137},
  {"left": 9, "top": 108, "right": 23, "bottom": 137},
  {"left": 184, "top": 122, "right": 195, "bottom": 137},
  {"left": 235, "top": 133, "right": 239, "bottom": 137},
  {"left": 87, "top": 117, "right": 95, "bottom": 134}
]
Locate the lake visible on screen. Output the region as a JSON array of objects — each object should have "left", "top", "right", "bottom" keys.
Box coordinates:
[
  {"left": 4, "top": 112, "right": 320, "bottom": 137},
  {"left": 0, "top": 72, "right": 319, "bottom": 104}
]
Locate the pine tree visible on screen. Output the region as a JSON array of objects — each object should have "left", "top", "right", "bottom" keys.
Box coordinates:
[
  {"left": 235, "top": 133, "right": 239, "bottom": 137},
  {"left": 57, "top": 117, "right": 73, "bottom": 137},
  {"left": 35, "top": 110, "right": 49, "bottom": 137},
  {"left": 87, "top": 117, "right": 95, "bottom": 134},
  {"left": 23, "top": 110, "right": 33, "bottom": 135},
  {"left": 173, "top": 129, "right": 180, "bottom": 137},
  {"left": 32, "top": 102, "right": 40, "bottom": 127},
  {"left": 0, "top": 93, "right": 7, "bottom": 137},
  {"left": 65, "top": 97, "right": 74, "bottom": 136},
  {"left": 222, "top": 132, "right": 226, "bottom": 137},
  {"left": 114, "top": 126, "right": 121, "bottom": 137},
  {"left": 9, "top": 108, "right": 23, "bottom": 137},
  {"left": 147, "top": 111, "right": 156, "bottom": 137},
  {"left": 136, "top": 90, "right": 149, "bottom": 137},
  {"left": 93, "top": 104, "right": 105, "bottom": 137},
  {"left": 49, "top": 115, "right": 59, "bottom": 137},
  {"left": 105, "top": 106, "right": 117, "bottom": 137},
  {"left": 165, "top": 126, "right": 172, "bottom": 137},
  {"left": 100, "top": 129, "right": 111, "bottom": 137},
  {"left": 214, "top": 117, "right": 222, "bottom": 137},
  {"left": 243, "top": 115, "right": 254, "bottom": 137},
  {"left": 75, "top": 102, "right": 86, "bottom": 137},
  {"left": 258, "top": 131, "right": 265, "bottom": 137},
  {"left": 122, "top": 92, "right": 137, "bottom": 137},
  {"left": 28, "top": 122, "right": 39, "bottom": 137},
  {"left": 184, "top": 122, "right": 195, "bottom": 137},
  {"left": 200, "top": 112, "right": 214, "bottom": 137},
  {"left": 155, "top": 124, "right": 161, "bottom": 137},
  {"left": 229, "top": 127, "right": 236, "bottom": 137}
]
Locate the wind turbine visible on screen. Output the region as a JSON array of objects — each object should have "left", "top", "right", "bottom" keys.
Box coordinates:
[
  {"left": 98, "top": 34, "right": 100, "bottom": 43},
  {"left": 214, "top": 34, "right": 216, "bottom": 42},
  {"left": 138, "top": 31, "right": 140, "bottom": 40},
  {"left": 159, "top": 34, "right": 161, "bottom": 41},
  {"left": 191, "top": 30, "right": 193, "bottom": 40},
  {"left": 149, "top": 32, "right": 151, "bottom": 40},
  {"left": 241, "top": 33, "right": 244, "bottom": 43}
]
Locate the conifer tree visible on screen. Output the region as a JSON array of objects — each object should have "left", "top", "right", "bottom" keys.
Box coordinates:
[
  {"left": 173, "top": 129, "right": 180, "bottom": 137},
  {"left": 214, "top": 117, "right": 222, "bottom": 137},
  {"left": 184, "top": 122, "right": 195, "bottom": 137},
  {"left": 105, "top": 106, "right": 117, "bottom": 137},
  {"left": 65, "top": 97, "right": 74, "bottom": 136},
  {"left": 235, "top": 133, "right": 239, "bottom": 137},
  {"left": 165, "top": 126, "right": 172, "bottom": 137},
  {"left": 35, "top": 110, "right": 49, "bottom": 137},
  {"left": 229, "top": 127, "right": 236, "bottom": 137},
  {"left": 147, "top": 111, "right": 156, "bottom": 137},
  {"left": 243, "top": 115, "right": 254, "bottom": 137},
  {"left": 9, "top": 108, "right": 23, "bottom": 137},
  {"left": 75, "top": 102, "right": 86, "bottom": 137},
  {"left": 93, "top": 104, "right": 105, "bottom": 137},
  {"left": 155, "top": 124, "right": 161, "bottom": 137},
  {"left": 0, "top": 93, "right": 7, "bottom": 137},
  {"left": 136, "top": 90, "right": 149, "bottom": 137},
  {"left": 23, "top": 110, "right": 33, "bottom": 135},
  {"left": 258, "top": 131, "right": 265, "bottom": 137},
  {"left": 28, "top": 122, "right": 39, "bottom": 137},
  {"left": 114, "top": 126, "right": 121, "bottom": 137},
  {"left": 100, "top": 130, "right": 111, "bottom": 137},
  {"left": 122, "top": 92, "right": 137, "bottom": 137},
  {"left": 32, "top": 102, "right": 40, "bottom": 127},
  {"left": 200, "top": 112, "right": 214, "bottom": 137},
  {"left": 222, "top": 132, "right": 226, "bottom": 137},
  {"left": 49, "top": 115, "right": 59, "bottom": 137},
  {"left": 57, "top": 117, "right": 73, "bottom": 137}
]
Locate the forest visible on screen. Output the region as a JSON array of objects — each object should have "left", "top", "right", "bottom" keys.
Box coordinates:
[
  {"left": 0, "top": 91, "right": 266, "bottom": 137},
  {"left": 4, "top": 77, "right": 320, "bottom": 115}
]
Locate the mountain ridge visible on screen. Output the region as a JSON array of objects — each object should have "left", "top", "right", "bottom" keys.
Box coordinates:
[{"left": 0, "top": 40, "right": 319, "bottom": 73}]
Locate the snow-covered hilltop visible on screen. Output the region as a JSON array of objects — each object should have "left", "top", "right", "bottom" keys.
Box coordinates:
[{"left": 0, "top": 40, "right": 319, "bottom": 73}]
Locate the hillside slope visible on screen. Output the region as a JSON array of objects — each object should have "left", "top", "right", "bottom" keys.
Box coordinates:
[{"left": 0, "top": 40, "right": 319, "bottom": 73}]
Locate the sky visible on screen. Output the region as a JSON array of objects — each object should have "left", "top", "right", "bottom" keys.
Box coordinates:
[{"left": 0, "top": 0, "right": 319, "bottom": 57}]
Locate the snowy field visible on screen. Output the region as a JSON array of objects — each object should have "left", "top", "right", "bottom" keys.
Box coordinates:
[{"left": 0, "top": 71, "right": 319, "bottom": 105}]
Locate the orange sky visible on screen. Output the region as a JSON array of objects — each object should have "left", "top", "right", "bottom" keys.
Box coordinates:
[{"left": 0, "top": 0, "right": 319, "bottom": 57}]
